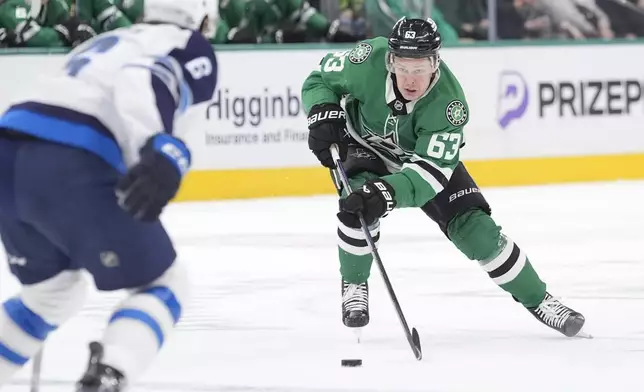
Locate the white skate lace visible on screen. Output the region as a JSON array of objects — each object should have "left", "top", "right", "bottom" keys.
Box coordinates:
[
  {"left": 534, "top": 295, "right": 572, "bottom": 330},
  {"left": 343, "top": 283, "right": 368, "bottom": 312}
]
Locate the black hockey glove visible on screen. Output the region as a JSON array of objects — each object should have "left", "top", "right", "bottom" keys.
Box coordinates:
[
  {"left": 307, "top": 103, "right": 350, "bottom": 168},
  {"left": 338, "top": 179, "right": 397, "bottom": 228},
  {"left": 0, "top": 28, "right": 16, "bottom": 47},
  {"left": 116, "top": 134, "right": 191, "bottom": 222},
  {"left": 54, "top": 17, "right": 96, "bottom": 48}
]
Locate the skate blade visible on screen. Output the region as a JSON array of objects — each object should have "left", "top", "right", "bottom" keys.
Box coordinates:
[{"left": 574, "top": 329, "right": 593, "bottom": 339}]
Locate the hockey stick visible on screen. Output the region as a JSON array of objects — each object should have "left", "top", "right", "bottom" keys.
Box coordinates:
[
  {"left": 30, "top": 349, "right": 43, "bottom": 392},
  {"left": 330, "top": 144, "right": 422, "bottom": 361}
]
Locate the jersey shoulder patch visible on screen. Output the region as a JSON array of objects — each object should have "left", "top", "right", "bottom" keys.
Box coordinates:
[
  {"left": 348, "top": 42, "right": 373, "bottom": 64},
  {"left": 445, "top": 100, "right": 468, "bottom": 127}
]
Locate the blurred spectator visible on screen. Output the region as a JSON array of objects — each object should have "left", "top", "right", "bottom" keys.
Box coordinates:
[
  {"left": 510, "top": 0, "right": 558, "bottom": 38},
  {"left": 507, "top": 0, "right": 615, "bottom": 39},
  {"left": 2, "top": 0, "right": 639, "bottom": 48},
  {"left": 211, "top": 0, "right": 250, "bottom": 43},
  {"left": 338, "top": 0, "right": 368, "bottom": 39},
  {"left": 364, "top": 0, "right": 460, "bottom": 44},
  {"left": 495, "top": 0, "right": 532, "bottom": 39},
  {"left": 436, "top": 0, "right": 488, "bottom": 40},
  {"left": 76, "top": 0, "right": 142, "bottom": 34},
  {"left": 218, "top": 0, "right": 365, "bottom": 44},
  {"left": 596, "top": 0, "right": 644, "bottom": 38},
  {"left": 0, "top": 0, "right": 95, "bottom": 47},
  {"left": 539, "top": 0, "right": 614, "bottom": 39}
]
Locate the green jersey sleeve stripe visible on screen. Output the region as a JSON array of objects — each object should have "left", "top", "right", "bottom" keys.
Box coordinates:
[
  {"left": 97, "top": 5, "right": 120, "bottom": 23},
  {"left": 410, "top": 158, "right": 451, "bottom": 186},
  {"left": 401, "top": 162, "right": 447, "bottom": 195},
  {"left": 409, "top": 155, "right": 455, "bottom": 180}
]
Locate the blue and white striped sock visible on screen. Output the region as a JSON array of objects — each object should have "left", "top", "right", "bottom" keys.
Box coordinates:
[
  {"left": 100, "top": 262, "right": 188, "bottom": 382},
  {"left": 0, "top": 297, "right": 57, "bottom": 385}
]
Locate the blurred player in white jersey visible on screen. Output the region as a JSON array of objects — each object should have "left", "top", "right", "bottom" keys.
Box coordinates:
[{"left": 0, "top": 0, "right": 218, "bottom": 390}]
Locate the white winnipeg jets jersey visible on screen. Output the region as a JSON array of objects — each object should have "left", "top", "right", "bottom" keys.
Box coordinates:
[{"left": 0, "top": 23, "right": 217, "bottom": 172}]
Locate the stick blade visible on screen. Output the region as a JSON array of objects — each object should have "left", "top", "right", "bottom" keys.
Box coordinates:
[{"left": 411, "top": 327, "right": 422, "bottom": 360}]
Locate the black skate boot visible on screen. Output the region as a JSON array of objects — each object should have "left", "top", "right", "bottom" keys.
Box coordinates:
[
  {"left": 527, "top": 293, "right": 586, "bottom": 337},
  {"left": 76, "top": 342, "right": 126, "bottom": 392},
  {"left": 342, "top": 280, "right": 369, "bottom": 328}
]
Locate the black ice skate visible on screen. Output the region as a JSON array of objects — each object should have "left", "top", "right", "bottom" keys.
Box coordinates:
[
  {"left": 527, "top": 293, "right": 588, "bottom": 338},
  {"left": 342, "top": 280, "right": 369, "bottom": 328},
  {"left": 76, "top": 342, "right": 126, "bottom": 392}
]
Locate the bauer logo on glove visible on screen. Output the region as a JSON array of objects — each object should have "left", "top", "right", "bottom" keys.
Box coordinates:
[
  {"left": 373, "top": 181, "right": 395, "bottom": 212},
  {"left": 307, "top": 110, "right": 346, "bottom": 126},
  {"left": 307, "top": 103, "right": 350, "bottom": 168}
]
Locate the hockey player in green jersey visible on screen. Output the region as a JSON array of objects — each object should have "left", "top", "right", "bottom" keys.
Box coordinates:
[
  {"left": 75, "top": 0, "right": 143, "bottom": 34},
  {"left": 206, "top": 0, "right": 361, "bottom": 45},
  {"left": 235, "top": 0, "right": 364, "bottom": 43},
  {"left": 209, "top": 0, "right": 253, "bottom": 44},
  {"left": 302, "top": 17, "right": 588, "bottom": 338},
  {"left": 0, "top": 0, "right": 95, "bottom": 47}
]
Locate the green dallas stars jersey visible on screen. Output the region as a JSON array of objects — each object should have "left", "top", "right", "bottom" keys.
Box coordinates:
[
  {"left": 0, "top": 0, "right": 70, "bottom": 47},
  {"left": 245, "top": 0, "right": 329, "bottom": 43},
  {"left": 75, "top": 0, "right": 143, "bottom": 33},
  {"left": 301, "top": 37, "right": 469, "bottom": 209}
]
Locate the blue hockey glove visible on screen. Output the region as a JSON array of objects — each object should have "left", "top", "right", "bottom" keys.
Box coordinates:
[
  {"left": 338, "top": 179, "right": 397, "bottom": 228},
  {"left": 116, "top": 134, "right": 191, "bottom": 222}
]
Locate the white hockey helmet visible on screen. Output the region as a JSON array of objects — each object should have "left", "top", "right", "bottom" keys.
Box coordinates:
[{"left": 143, "top": 0, "right": 218, "bottom": 37}]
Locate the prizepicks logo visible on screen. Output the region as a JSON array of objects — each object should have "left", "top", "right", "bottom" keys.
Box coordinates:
[{"left": 497, "top": 71, "right": 529, "bottom": 129}]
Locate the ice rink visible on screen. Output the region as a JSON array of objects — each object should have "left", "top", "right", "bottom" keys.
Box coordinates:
[{"left": 1, "top": 180, "right": 643, "bottom": 392}]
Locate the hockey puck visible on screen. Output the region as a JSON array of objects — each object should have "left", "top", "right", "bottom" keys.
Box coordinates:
[{"left": 341, "top": 359, "right": 362, "bottom": 367}]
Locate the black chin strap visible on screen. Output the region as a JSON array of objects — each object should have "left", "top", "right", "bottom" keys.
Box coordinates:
[{"left": 388, "top": 73, "right": 410, "bottom": 116}]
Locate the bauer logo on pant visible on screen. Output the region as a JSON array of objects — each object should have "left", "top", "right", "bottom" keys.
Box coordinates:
[
  {"left": 449, "top": 187, "right": 480, "bottom": 203},
  {"left": 446, "top": 100, "right": 467, "bottom": 126}
]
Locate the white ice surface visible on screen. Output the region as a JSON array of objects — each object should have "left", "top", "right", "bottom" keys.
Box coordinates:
[{"left": 1, "top": 180, "right": 644, "bottom": 392}]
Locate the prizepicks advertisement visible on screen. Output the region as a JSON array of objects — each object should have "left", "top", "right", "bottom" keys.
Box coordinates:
[{"left": 443, "top": 44, "right": 644, "bottom": 160}]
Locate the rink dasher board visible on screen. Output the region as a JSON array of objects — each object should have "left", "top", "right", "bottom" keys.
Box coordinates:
[{"left": 1, "top": 42, "right": 643, "bottom": 200}]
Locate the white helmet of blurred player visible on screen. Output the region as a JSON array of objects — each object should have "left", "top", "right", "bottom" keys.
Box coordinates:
[{"left": 143, "top": 0, "right": 218, "bottom": 38}]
